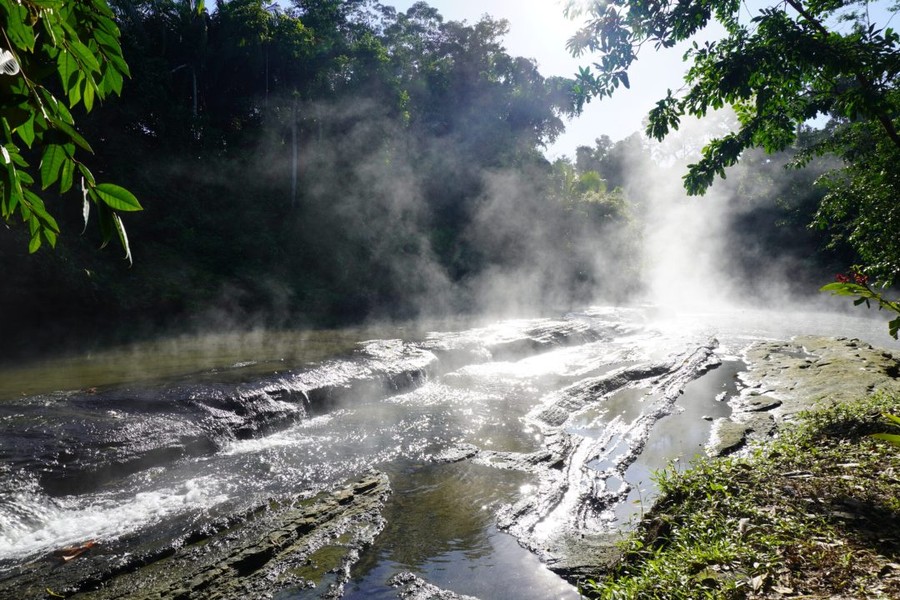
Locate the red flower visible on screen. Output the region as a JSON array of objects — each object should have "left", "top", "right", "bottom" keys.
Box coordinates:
[
  {"left": 836, "top": 273, "right": 851, "bottom": 283},
  {"left": 853, "top": 272, "right": 868, "bottom": 285}
]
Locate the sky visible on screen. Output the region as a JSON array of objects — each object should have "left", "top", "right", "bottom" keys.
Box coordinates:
[{"left": 389, "top": 0, "right": 704, "bottom": 159}]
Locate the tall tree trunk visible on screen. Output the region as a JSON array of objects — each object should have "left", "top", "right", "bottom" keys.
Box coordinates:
[
  {"left": 291, "top": 102, "right": 298, "bottom": 208},
  {"left": 191, "top": 68, "right": 198, "bottom": 118}
]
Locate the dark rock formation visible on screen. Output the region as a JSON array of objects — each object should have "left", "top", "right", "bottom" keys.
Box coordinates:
[{"left": 0, "top": 472, "right": 390, "bottom": 599}]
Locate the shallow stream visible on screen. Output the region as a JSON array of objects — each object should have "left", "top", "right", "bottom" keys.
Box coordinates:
[{"left": 1, "top": 305, "right": 896, "bottom": 598}]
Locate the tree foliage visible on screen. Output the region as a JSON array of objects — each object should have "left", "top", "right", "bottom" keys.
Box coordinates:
[
  {"left": 566, "top": 0, "right": 899, "bottom": 288},
  {"left": 567, "top": 0, "right": 898, "bottom": 188},
  {"left": 3, "top": 1, "right": 623, "bottom": 355},
  {"left": 0, "top": 0, "right": 139, "bottom": 260}
]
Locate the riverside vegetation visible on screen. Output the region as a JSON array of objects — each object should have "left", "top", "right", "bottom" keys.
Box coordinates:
[
  {"left": 583, "top": 391, "right": 900, "bottom": 599},
  {"left": 0, "top": 0, "right": 875, "bottom": 360}
]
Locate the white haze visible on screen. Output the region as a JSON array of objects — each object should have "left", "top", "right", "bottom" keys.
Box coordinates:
[
  {"left": 619, "top": 107, "right": 895, "bottom": 349},
  {"left": 181, "top": 92, "right": 891, "bottom": 350}
]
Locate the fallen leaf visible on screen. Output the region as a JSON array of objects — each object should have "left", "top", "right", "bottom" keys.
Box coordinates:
[
  {"left": 54, "top": 540, "right": 97, "bottom": 562},
  {"left": 772, "top": 585, "right": 794, "bottom": 594}
]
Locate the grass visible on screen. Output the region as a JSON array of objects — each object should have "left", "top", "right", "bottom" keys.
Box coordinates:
[{"left": 583, "top": 392, "right": 900, "bottom": 599}]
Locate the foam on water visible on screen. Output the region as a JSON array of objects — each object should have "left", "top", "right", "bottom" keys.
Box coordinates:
[
  {"left": 0, "top": 476, "right": 228, "bottom": 561},
  {"left": 221, "top": 413, "right": 338, "bottom": 456}
]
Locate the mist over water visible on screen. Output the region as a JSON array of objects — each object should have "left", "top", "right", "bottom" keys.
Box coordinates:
[
  {"left": 601, "top": 109, "right": 860, "bottom": 327},
  {"left": 3, "top": 87, "right": 894, "bottom": 600}
]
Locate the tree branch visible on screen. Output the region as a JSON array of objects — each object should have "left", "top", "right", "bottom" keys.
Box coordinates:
[{"left": 784, "top": 0, "right": 900, "bottom": 149}]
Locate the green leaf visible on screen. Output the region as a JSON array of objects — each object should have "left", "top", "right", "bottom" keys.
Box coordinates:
[
  {"left": 100, "top": 65, "right": 124, "bottom": 96},
  {"left": 5, "top": 158, "right": 22, "bottom": 198},
  {"left": 7, "top": 148, "right": 26, "bottom": 170},
  {"left": 90, "top": 0, "right": 116, "bottom": 19},
  {"left": 93, "top": 14, "right": 120, "bottom": 38},
  {"left": 871, "top": 433, "right": 900, "bottom": 447},
  {"left": 94, "top": 183, "right": 142, "bottom": 211},
  {"left": 84, "top": 79, "right": 96, "bottom": 112},
  {"left": 93, "top": 28, "right": 121, "bottom": 54},
  {"left": 67, "top": 40, "right": 101, "bottom": 73},
  {"left": 68, "top": 72, "right": 84, "bottom": 107},
  {"left": 57, "top": 50, "right": 80, "bottom": 90},
  {"left": 40, "top": 145, "right": 66, "bottom": 190},
  {"left": 28, "top": 233, "right": 42, "bottom": 254},
  {"left": 105, "top": 51, "right": 131, "bottom": 79},
  {"left": 883, "top": 413, "right": 900, "bottom": 427},
  {"left": 7, "top": 189, "right": 20, "bottom": 216},
  {"left": 42, "top": 227, "right": 58, "bottom": 248},
  {"left": 78, "top": 163, "right": 96, "bottom": 186},
  {"left": 48, "top": 117, "right": 93, "bottom": 153},
  {"left": 23, "top": 190, "right": 60, "bottom": 233},
  {"left": 60, "top": 159, "right": 75, "bottom": 194},
  {"left": 3, "top": 4, "right": 35, "bottom": 51},
  {"left": 96, "top": 199, "right": 114, "bottom": 248},
  {"left": 15, "top": 114, "right": 35, "bottom": 148},
  {"left": 819, "top": 282, "right": 869, "bottom": 296}
]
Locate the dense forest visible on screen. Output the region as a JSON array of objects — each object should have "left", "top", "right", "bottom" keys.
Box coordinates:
[{"left": 0, "top": 0, "right": 853, "bottom": 359}]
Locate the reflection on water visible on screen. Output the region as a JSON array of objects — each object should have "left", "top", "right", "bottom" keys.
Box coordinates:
[
  {"left": 0, "top": 305, "right": 896, "bottom": 597},
  {"left": 347, "top": 461, "right": 579, "bottom": 600},
  {"left": 616, "top": 360, "right": 744, "bottom": 522}
]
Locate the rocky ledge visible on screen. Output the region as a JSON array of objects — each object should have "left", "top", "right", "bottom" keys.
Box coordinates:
[
  {"left": 708, "top": 336, "right": 900, "bottom": 456},
  {"left": 0, "top": 472, "right": 390, "bottom": 600}
]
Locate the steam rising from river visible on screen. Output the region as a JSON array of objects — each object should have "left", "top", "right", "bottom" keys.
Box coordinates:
[
  {"left": 186, "top": 96, "right": 856, "bottom": 338},
  {"left": 620, "top": 109, "right": 851, "bottom": 318},
  {"left": 176, "top": 94, "right": 642, "bottom": 332}
]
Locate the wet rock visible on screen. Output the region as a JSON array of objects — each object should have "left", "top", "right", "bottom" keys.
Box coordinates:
[
  {"left": 420, "top": 317, "right": 604, "bottom": 372},
  {"left": 389, "top": 572, "right": 481, "bottom": 600},
  {"left": 530, "top": 361, "right": 675, "bottom": 427},
  {"left": 746, "top": 396, "right": 783, "bottom": 412},
  {"left": 474, "top": 446, "right": 567, "bottom": 472},
  {"left": 0, "top": 472, "right": 391, "bottom": 600},
  {"left": 430, "top": 443, "right": 480, "bottom": 464},
  {"left": 733, "top": 336, "right": 900, "bottom": 443},
  {"left": 745, "top": 336, "right": 900, "bottom": 411},
  {"left": 706, "top": 336, "right": 900, "bottom": 458},
  {"left": 707, "top": 419, "right": 752, "bottom": 456},
  {"left": 543, "top": 532, "right": 625, "bottom": 583},
  {"left": 496, "top": 341, "right": 721, "bottom": 585},
  {"left": 2, "top": 341, "right": 438, "bottom": 498}
]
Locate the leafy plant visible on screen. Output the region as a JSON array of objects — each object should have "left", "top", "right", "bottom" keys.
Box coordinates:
[
  {"left": 584, "top": 392, "right": 900, "bottom": 599},
  {"left": 0, "top": 0, "right": 140, "bottom": 261},
  {"left": 565, "top": 0, "right": 900, "bottom": 195},
  {"left": 821, "top": 271, "right": 900, "bottom": 339},
  {"left": 871, "top": 413, "right": 900, "bottom": 447}
]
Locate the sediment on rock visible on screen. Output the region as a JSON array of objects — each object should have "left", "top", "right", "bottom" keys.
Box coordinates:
[
  {"left": 494, "top": 340, "right": 721, "bottom": 583},
  {"left": 0, "top": 472, "right": 390, "bottom": 600},
  {"left": 389, "top": 572, "right": 481, "bottom": 600},
  {"left": 709, "top": 336, "right": 900, "bottom": 456}
]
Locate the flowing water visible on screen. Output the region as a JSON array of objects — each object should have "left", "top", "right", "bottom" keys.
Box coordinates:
[{"left": 0, "top": 305, "right": 896, "bottom": 598}]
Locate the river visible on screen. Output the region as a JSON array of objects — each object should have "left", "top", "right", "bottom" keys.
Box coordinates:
[{"left": 1, "top": 305, "right": 896, "bottom": 599}]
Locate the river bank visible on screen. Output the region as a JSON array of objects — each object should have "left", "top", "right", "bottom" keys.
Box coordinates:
[{"left": 582, "top": 336, "right": 900, "bottom": 598}]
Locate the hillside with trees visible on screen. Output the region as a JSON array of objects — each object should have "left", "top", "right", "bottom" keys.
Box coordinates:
[{"left": 0, "top": 0, "right": 875, "bottom": 359}]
